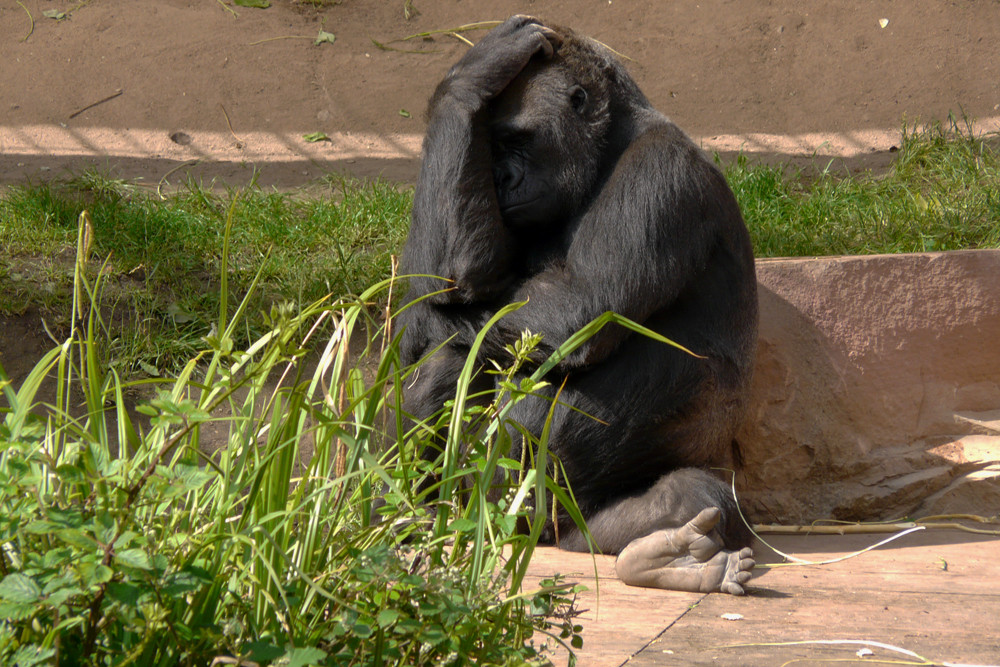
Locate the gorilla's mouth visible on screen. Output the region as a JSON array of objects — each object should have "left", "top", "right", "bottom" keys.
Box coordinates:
[
  {"left": 500, "top": 198, "right": 537, "bottom": 214},
  {"left": 499, "top": 197, "right": 543, "bottom": 226},
  {"left": 498, "top": 195, "right": 545, "bottom": 217}
]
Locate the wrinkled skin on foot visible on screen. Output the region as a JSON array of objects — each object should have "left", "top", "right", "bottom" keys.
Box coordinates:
[{"left": 615, "top": 508, "right": 755, "bottom": 595}]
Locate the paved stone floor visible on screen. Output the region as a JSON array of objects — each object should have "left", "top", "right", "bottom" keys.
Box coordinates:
[{"left": 527, "top": 528, "right": 1000, "bottom": 666}]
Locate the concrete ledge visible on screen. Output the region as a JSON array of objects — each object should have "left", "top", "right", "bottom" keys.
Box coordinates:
[{"left": 739, "top": 249, "right": 1000, "bottom": 523}]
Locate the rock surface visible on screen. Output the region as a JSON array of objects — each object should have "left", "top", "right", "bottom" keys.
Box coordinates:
[{"left": 739, "top": 250, "right": 1000, "bottom": 523}]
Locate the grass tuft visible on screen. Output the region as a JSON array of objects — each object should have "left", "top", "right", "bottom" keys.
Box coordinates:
[
  {"left": 0, "top": 212, "right": 587, "bottom": 665},
  {"left": 726, "top": 117, "right": 1000, "bottom": 256}
]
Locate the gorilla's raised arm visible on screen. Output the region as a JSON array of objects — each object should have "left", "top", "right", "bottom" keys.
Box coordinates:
[{"left": 401, "top": 17, "right": 562, "bottom": 305}]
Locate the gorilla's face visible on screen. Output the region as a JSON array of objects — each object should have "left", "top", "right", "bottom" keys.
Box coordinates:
[{"left": 489, "top": 61, "right": 604, "bottom": 232}]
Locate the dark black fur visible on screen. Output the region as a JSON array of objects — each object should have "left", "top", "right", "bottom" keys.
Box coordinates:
[{"left": 396, "top": 16, "right": 758, "bottom": 553}]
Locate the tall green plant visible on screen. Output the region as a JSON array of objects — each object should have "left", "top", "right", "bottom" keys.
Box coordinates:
[{"left": 0, "top": 208, "right": 587, "bottom": 666}]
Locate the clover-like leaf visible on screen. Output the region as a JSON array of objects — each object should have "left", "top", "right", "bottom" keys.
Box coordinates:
[{"left": 303, "top": 132, "right": 331, "bottom": 143}]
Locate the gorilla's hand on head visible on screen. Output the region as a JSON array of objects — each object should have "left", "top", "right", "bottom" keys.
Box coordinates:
[
  {"left": 404, "top": 17, "right": 567, "bottom": 306},
  {"left": 440, "top": 16, "right": 563, "bottom": 109}
]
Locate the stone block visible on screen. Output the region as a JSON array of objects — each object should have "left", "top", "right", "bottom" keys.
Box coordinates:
[{"left": 738, "top": 250, "right": 1000, "bottom": 523}]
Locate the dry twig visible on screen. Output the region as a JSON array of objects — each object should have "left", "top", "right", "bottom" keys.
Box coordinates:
[
  {"left": 218, "top": 104, "right": 244, "bottom": 149},
  {"left": 157, "top": 159, "right": 203, "bottom": 200},
  {"left": 755, "top": 518, "right": 1000, "bottom": 537},
  {"left": 216, "top": 0, "right": 238, "bottom": 17},
  {"left": 16, "top": 0, "right": 33, "bottom": 42},
  {"left": 69, "top": 89, "right": 124, "bottom": 119},
  {"left": 248, "top": 35, "right": 313, "bottom": 46}
]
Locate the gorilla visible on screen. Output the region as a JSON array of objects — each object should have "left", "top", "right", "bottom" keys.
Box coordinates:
[{"left": 396, "top": 16, "right": 758, "bottom": 595}]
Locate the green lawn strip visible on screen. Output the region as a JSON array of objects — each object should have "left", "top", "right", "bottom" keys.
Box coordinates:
[
  {"left": 1, "top": 121, "right": 998, "bottom": 376},
  {"left": 1, "top": 175, "right": 411, "bottom": 374}
]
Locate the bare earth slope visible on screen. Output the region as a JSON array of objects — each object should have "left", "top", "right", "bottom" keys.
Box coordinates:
[{"left": 2, "top": 0, "right": 999, "bottom": 189}]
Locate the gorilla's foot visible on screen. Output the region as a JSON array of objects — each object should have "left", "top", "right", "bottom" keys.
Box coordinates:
[{"left": 614, "top": 507, "right": 755, "bottom": 595}]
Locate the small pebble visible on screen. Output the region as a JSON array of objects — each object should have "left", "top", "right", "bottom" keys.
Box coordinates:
[{"left": 721, "top": 613, "right": 744, "bottom": 621}]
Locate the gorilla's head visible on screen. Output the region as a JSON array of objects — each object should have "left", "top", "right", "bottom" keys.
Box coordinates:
[{"left": 488, "top": 28, "right": 638, "bottom": 232}]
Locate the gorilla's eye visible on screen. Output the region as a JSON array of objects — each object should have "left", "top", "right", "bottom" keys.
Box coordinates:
[
  {"left": 569, "top": 86, "right": 588, "bottom": 114},
  {"left": 492, "top": 130, "right": 531, "bottom": 156}
]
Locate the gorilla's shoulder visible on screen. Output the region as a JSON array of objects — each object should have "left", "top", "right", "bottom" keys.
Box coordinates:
[{"left": 623, "top": 112, "right": 717, "bottom": 172}]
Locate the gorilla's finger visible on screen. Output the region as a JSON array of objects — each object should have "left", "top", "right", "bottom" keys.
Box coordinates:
[{"left": 535, "top": 26, "right": 563, "bottom": 57}]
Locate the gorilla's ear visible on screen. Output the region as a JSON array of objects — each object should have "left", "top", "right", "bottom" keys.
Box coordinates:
[{"left": 570, "top": 85, "right": 588, "bottom": 114}]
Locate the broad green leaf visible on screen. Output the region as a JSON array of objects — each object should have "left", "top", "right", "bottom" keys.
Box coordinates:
[
  {"left": 94, "top": 564, "right": 113, "bottom": 584},
  {"left": 303, "top": 132, "right": 330, "bottom": 143},
  {"left": 420, "top": 626, "right": 447, "bottom": 645},
  {"left": 8, "top": 646, "right": 55, "bottom": 667},
  {"left": 448, "top": 518, "right": 476, "bottom": 533},
  {"left": 24, "top": 520, "right": 62, "bottom": 534},
  {"left": 42, "top": 548, "right": 72, "bottom": 568},
  {"left": 173, "top": 463, "right": 215, "bottom": 491},
  {"left": 234, "top": 0, "right": 270, "bottom": 7},
  {"left": 0, "top": 573, "right": 41, "bottom": 603},
  {"left": 163, "top": 568, "right": 212, "bottom": 596},
  {"left": 107, "top": 581, "right": 142, "bottom": 605},
  {"left": 79, "top": 561, "right": 114, "bottom": 586},
  {"left": 376, "top": 609, "right": 400, "bottom": 627},
  {"left": 496, "top": 515, "right": 517, "bottom": 534},
  {"left": 284, "top": 646, "right": 328, "bottom": 667},
  {"left": 114, "top": 548, "right": 152, "bottom": 570},
  {"left": 55, "top": 463, "right": 87, "bottom": 483},
  {"left": 394, "top": 618, "right": 421, "bottom": 634},
  {"left": 151, "top": 553, "right": 169, "bottom": 574},
  {"left": 56, "top": 528, "right": 97, "bottom": 550},
  {"left": 0, "top": 601, "right": 35, "bottom": 621},
  {"left": 46, "top": 585, "right": 85, "bottom": 607},
  {"left": 245, "top": 642, "right": 285, "bottom": 662},
  {"left": 47, "top": 507, "right": 83, "bottom": 527},
  {"left": 112, "top": 530, "right": 139, "bottom": 550}
]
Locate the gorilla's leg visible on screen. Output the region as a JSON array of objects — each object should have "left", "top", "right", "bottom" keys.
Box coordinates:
[
  {"left": 374, "top": 344, "right": 492, "bottom": 520},
  {"left": 404, "top": 347, "right": 473, "bottom": 423},
  {"left": 555, "top": 469, "right": 754, "bottom": 595},
  {"left": 557, "top": 468, "right": 750, "bottom": 552},
  {"left": 398, "top": 344, "right": 495, "bottom": 453},
  {"left": 614, "top": 507, "right": 755, "bottom": 595}
]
